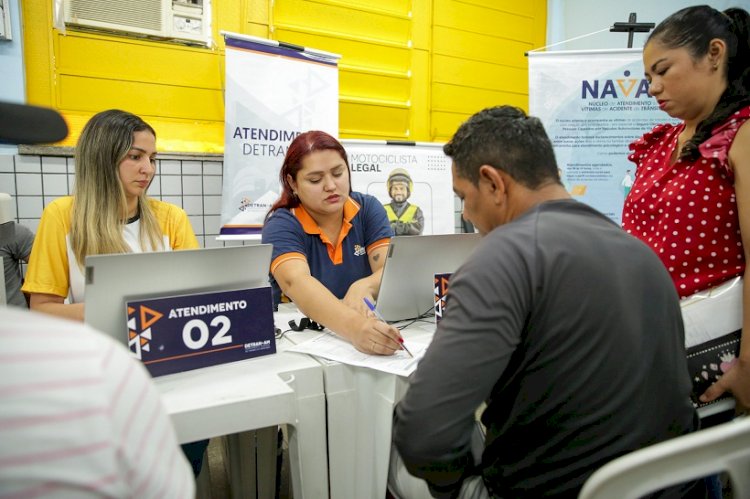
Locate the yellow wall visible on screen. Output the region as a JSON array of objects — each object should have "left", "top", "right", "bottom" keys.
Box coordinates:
[{"left": 23, "top": 0, "right": 545, "bottom": 152}]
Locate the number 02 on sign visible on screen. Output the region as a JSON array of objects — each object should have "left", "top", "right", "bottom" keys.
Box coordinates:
[{"left": 125, "top": 287, "right": 276, "bottom": 377}]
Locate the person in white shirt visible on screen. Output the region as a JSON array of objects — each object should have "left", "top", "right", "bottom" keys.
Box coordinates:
[{"left": 0, "top": 298, "right": 196, "bottom": 498}]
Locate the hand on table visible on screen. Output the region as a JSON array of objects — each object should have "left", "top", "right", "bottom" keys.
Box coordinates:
[
  {"left": 351, "top": 317, "right": 402, "bottom": 356},
  {"left": 701, "top": 357, "right": 750, "bottom": 414}
]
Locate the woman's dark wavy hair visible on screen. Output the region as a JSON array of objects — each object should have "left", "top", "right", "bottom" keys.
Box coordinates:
[
  {"left": 647, "top": 5, "right": 750, "bottom": 160},
  {"left": 266, "top": 130, "right": 351, "bottom": 217}
]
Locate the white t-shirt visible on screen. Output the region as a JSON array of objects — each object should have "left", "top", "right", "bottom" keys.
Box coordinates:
[
  {"left": 23, "top": 196, "right": 198, "bottom": 304},
  {"left": 66, "top": 219, "right": 171, "bottom": 303}
]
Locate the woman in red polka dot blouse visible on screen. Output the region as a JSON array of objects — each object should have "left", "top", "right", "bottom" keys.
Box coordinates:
[{"left": 622, "top": 5, "right": 750, "bottom": 412}]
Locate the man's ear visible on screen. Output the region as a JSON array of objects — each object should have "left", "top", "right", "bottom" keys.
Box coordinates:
[{"left": 478, "top": 164, "right": 506, "bottom": 203}]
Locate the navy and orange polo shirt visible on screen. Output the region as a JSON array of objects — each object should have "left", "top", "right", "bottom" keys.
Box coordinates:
[{"left": 261, "top": 191, "right": 393, "bottom": 306}]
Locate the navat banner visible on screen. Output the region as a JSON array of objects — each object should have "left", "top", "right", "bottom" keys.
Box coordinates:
[{"left": 528, "top": 49, "right": 679, "bottom": 224}]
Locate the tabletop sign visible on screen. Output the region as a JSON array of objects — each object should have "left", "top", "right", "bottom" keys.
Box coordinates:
[
  {"left": 434, "top": 273, "right": 453, "bottom": 324},
  {"left": 125, "top": 287, "right": 276, "bottom": 377}
]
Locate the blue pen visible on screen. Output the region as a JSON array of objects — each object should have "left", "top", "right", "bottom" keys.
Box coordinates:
[{"left": 363, "top": 297, "right": 414, "bottom": 358}]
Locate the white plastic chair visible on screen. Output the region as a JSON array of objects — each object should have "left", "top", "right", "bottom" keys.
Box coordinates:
[{"left": 578, "top": 416, "right": 750, "bottom": 499}]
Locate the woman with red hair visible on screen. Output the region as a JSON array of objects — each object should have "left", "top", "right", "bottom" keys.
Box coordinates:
[{"left": 262, "top": 131, "right": 402, "bottom": 355}]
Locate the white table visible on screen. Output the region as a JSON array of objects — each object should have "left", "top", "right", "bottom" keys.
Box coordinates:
[
  {"left": 154, "top": 337, "right": 329, "bottom": 498},
  {"left": 277, "top": 305, "right": 436, "bottom": 499}
]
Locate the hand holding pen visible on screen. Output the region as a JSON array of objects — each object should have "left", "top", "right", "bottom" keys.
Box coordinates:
[{"left": 363, "top": 298, "right": 414, "bottom": 358}]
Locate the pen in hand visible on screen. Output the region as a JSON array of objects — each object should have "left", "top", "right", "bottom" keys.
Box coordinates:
[{"left": 363, "top": 297, "right": 414, "bottom": 358}]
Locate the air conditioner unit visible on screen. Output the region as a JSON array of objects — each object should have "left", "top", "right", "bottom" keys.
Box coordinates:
[{"left": 64, "top": 0, "right": 210, "bottom": 45}]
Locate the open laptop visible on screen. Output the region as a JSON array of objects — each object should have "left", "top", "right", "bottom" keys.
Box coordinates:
[
  {"left": 84, "top": 245, "right": 272, "bottom": 344},
  {"left": 376, "top": 233, "right": 481, "bottom": 322}
]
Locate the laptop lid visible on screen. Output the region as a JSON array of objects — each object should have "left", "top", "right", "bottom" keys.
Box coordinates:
[
  {"left": 84, "top": 245, "right": 272, "bottom": 344},
  {"left": 376, "top": 233, "right": 481, "bottom": 321}
]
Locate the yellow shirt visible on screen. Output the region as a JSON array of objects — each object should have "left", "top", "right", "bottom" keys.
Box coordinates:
[{"left": 22, "top": 196, "right": 198, "bottom": 303}]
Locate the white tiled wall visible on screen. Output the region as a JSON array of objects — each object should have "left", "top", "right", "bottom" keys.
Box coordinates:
[
  {"left": 1, "top": 153, "right": 230, "bottom": 247},
  {"left": 1, "top": 152, "right": 468, "bottom": 245}
]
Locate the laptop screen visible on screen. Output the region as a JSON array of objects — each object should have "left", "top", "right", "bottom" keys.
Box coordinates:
[
  {"left": 84, "top": 245, "right": 272, "bottom": 345},
  {"left": 375, "top": 233, "right": 481, "bottom": 321}
]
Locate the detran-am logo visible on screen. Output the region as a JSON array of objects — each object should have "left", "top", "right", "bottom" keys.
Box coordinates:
[{"left": 581, "top": 70, "right": 650, "bottom": 99}]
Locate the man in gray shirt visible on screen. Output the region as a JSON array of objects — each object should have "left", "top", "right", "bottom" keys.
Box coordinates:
[
  {"left": 1, "top": 221, "right": 34, "bottom": 307},
  {"left": 391, "top": 106, "right": 701, "bottom": 498}
]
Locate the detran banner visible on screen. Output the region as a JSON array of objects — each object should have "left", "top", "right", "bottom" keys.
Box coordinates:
[
  {"left": 529, "top": 49, "right": 678, "bottom": 224},
  {"left": 220, "top": 33, "right": 340, "bottom": 236},
  {"left": 344, "top": 140, "right": 455, "bottom": 235}
]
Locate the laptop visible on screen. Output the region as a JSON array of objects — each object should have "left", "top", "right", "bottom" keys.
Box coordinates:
[
  {"left": 84, "top": 245, "right": 272, "bottom": 344},
  {"left": 376, "top": 233, "right": 481, "bottom": 321}
]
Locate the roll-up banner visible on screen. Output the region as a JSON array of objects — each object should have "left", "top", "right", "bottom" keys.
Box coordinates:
[
  {"left": 344, "top": 140, "right": 455, "bottom": 235},
  {"left": 528, "top": 49, "right": 678, "bottom": 224},
  {"left": 220, "top": 32, "right": 340, "bottom": 236}
]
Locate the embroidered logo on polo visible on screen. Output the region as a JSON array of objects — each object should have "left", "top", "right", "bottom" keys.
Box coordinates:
[
  {"left": 127, "top": 305, "right": 164, "bottom": 359},
  {"left": 353, "top": 244, "right": 366, "bottom": 257}
]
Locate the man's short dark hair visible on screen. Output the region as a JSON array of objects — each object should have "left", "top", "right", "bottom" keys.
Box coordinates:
[{"left": 443, "top": 106, "right": 560, "bottom": 188}]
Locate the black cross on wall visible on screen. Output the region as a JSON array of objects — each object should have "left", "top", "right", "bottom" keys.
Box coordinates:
[{"left": 610, "top": 13, "right": 655, "bottom": 48}]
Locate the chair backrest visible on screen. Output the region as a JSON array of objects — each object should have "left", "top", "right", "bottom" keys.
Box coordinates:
[{"left": 578, "top": 416, "right": 750, "bottom": 499}]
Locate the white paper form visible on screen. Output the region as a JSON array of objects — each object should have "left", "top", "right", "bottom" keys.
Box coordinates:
[{"left": 288, "top": 331, "right": 428, "bottom": 376}]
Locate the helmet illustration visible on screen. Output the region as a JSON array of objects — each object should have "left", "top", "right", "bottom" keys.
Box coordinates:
[{"left": 387, "top": 168, "right": 414, "bottom": 197}]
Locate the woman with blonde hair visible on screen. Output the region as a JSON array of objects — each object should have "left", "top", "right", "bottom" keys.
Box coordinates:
[
  {"left": 22, "top": 109, "right": 208, "bottom": 476},
  {"left": 23, "top": 109, "right": 198, "bottom": 320}
]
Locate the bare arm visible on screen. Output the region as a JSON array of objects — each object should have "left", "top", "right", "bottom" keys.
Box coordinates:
[
  {"left": 342, "top": 245, "right": 388, "bottom": 315},
  {"left": 30, "top": 293, "right": 85, "bottom": 322},
  {"left": 701, "top": 121, "right": 750, "bottom": 412},
  {"left": 274, "top": 258, "right": 401, "bottom": 355}
]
